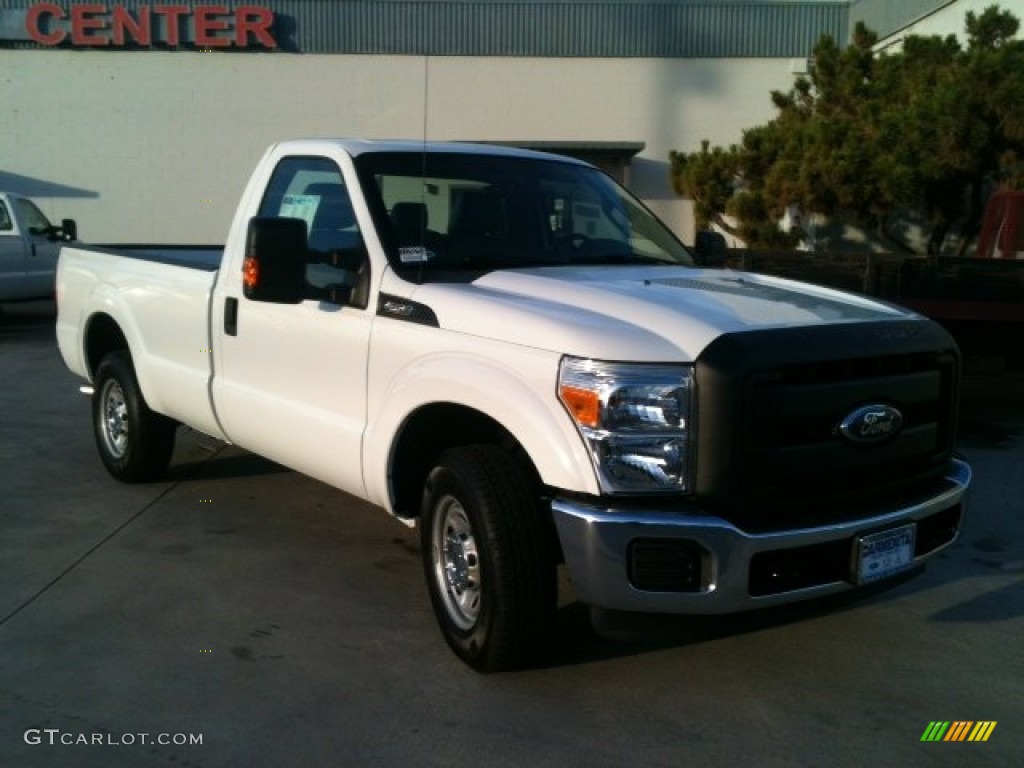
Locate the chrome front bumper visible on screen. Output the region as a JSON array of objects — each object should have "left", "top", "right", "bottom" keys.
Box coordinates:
[{"left": 551, "top": 458, "right": 971, "bottom": 614}]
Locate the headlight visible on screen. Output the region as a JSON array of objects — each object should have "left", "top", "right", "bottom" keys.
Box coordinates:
[{"left": 558, "top": 357, "right": 694, "bottom": 494}]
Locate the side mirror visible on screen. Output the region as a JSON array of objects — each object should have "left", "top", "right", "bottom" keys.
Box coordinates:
[
  {"left": 243, "top": 217, "right": 307, "bottom": 304},
  {"left": 60, "top": 218, "right": 78, "bottom": 242},
  {"left": 693, "top": 230, "right": 728, "bottom": 268}
]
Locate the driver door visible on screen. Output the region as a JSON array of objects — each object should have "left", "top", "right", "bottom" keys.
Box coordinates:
[
  {"left": 0, "top": 198, "right": 27, "bottom": 300},
  {"left": 211, "top": 155, "right": 373, "bottom": 496},
  {"left": 12, "top": 197, "right": 61, "bottom": 298}
]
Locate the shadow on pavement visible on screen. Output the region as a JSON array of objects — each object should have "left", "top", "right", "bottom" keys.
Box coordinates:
[
  {"left": 166, "top": 452, "right": 291, "bottom": 482},
  {"left": 930, "top": 577, "right": 1024, "bottom": 623},
  {"left": 0, "top": 301, "right": 56, "bottom": 335},
  {"left": 538, "top": 570, "right": 924, "bottom": 670}
]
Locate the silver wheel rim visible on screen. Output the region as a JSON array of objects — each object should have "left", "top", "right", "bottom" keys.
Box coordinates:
[
  {"left": 432, "top": 495, "right": 482, "bottom": 631},
  {"left": 99, "top": 379, "right": 129, "bottom": 459}
]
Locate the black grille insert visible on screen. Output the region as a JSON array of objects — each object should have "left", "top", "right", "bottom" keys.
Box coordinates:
[{"left": 694, "top": 321, "right": 960, "bottom": 522}]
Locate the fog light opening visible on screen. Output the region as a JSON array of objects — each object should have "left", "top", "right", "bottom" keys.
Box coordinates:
[{"left": 628, "top": 538, "right": 706, "bottom": 592}]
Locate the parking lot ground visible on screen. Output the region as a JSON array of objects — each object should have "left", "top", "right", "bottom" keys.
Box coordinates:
[{"left": 2, "top": 300, "right": 1022, "bottom": 767}]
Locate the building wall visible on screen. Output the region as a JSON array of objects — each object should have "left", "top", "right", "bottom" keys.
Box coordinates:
[{"left": 1, "top": 50, "right": 798, "bottom": 243}]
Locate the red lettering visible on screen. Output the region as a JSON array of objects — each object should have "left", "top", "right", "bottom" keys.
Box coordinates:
[
  {"left": 25, "top": 3, "right": 276, "bottom": 49},
  {"left": 112, "top": 6, "right": 151, "bottom": 46},
  {"left": 26, "top": 3, "right": 66, "bottom": 45},
  {"left": 153, "top": 4, "right": 189, "bottom": 46},
  {"left": 235, "top": 6, "right": 275, "bottom": 48},
  {"left": 195, "top": 5, "right": 230, "bottom": 47},
  {"left": 71, "top": 4, "right": 110, "bottom": 46}
]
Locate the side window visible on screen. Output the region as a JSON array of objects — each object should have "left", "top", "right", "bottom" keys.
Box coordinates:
[
  {"left": 0, "top": 202, "right": 12, "bottom": 232},
  {"left": 12, "top": 198, "right": 52, "bottom": 235},
  {"left": 257, "top": 156, "right": 365, "bottom": 294}
]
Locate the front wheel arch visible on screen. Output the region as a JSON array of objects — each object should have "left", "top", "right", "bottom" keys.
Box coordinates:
[{"left": 390, "top": 403, "right": 541, "bottom": 520}]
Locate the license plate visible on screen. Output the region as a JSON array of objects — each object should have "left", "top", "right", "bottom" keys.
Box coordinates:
[{"left": 856, "top": 524, "right": 916, "bottom": 584}]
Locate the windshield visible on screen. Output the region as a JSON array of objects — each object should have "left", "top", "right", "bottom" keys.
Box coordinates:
[{"left": 353, "top": 152, "right": 693, "bottom": 278}]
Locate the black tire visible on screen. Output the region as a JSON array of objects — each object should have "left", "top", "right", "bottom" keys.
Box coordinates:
[
  {"left": 92, "top": 350, "right": 176, "bottom": 482},
  {"left": 420, "top": 444, "right": 557, "bottom": 673}
]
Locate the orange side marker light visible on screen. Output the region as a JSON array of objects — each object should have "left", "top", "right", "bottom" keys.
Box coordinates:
[
  {"left": 561, "top": 385, "right": 601, "bottom": 428},
  {"left": 242, "top": 255, "right": 259, "bottom": 289}
]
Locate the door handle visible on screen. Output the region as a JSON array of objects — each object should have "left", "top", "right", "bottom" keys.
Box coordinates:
[
  {"left": 31, "top": 243, "right": 36, "bottom": 258},
  {"left": 224, "top": 297, "right": 238, "bottom": 336}
]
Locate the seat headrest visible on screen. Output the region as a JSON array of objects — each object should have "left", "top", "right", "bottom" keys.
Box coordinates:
[{"left": 390, "top": 202, "right": 429, "bottom": 235}]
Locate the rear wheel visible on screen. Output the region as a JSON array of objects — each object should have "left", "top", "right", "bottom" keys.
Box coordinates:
[
  {"left": 92, "top": 351, "right": 176, "bottom": 482},
  {"left": 421, "top": 444, "right": 557, "bottom": 673}
]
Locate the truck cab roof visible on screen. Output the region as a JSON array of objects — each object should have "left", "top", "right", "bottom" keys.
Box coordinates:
[{"left": 269, "top": 138, "right": 591, "bottom": 165}]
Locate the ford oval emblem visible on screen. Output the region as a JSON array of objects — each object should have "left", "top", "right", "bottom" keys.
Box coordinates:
[{"left": 837, "top": 404, "right": 903, "bottom": 445}]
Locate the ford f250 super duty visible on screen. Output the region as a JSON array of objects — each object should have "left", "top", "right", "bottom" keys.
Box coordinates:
[
  {"left": 1, "top": 191, "right": 77, "bottom": 303},
  {"left": 56, "top": 139, "right": 971, "bottom": 672}
]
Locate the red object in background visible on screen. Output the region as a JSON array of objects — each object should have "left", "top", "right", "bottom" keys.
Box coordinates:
[
  {"left": 976, "top": 191, "right": 1024, "bottom": 259},
  {"left": 24, "top": 3, "right": 276, "bottom": 48}
]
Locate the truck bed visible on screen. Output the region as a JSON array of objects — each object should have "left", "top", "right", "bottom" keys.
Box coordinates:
[
  {"left": 56, "top": 243, "right": 226, "bottom": 439},
  {"left": 88, "top": 244, "right": 223, "bottom": 272}
]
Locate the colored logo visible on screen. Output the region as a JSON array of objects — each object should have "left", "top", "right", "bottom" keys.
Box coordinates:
[
  {"left": 837, "top": 404, "right": 903, "bottom": 445},
  {"left": 921, "top": 721, "right": 997, "bottom": 742}
]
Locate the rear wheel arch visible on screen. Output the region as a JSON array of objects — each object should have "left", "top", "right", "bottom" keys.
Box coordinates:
[
  {"left": 83, "top": 314, "right": 176, "bottom": 481},
  {"left": 92, "top": 349, "right": 176, "bottom": 482},
  {"left": 84, "top": 312, "right": 130, "bottom": 379}
]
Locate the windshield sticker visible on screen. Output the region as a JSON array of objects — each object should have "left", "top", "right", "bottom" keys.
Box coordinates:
[
  {"left": 399, "top": 246, "right": 435, "bottom": 264},
  {"left": 279, "top": 194, "right": 320, "bottom": 228}
]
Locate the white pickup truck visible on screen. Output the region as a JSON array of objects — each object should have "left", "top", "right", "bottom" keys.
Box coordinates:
[
  {"left": 1, "top": 191, "right": 77, "bottom": 303},
  {"left": 57, "top": 139, "right": 971, "bottom": 671}
]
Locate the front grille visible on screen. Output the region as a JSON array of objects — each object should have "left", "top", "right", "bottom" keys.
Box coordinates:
[
  {"left": 694, "top": 320, "right": 960, "bottom": 522},
  {"left": 744, "top": 352, "right": 956, "bottom": 509}
]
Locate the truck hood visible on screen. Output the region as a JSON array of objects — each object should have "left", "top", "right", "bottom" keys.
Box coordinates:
[{"left": 412, "top": 265, "right": 916, "bottom": 362}]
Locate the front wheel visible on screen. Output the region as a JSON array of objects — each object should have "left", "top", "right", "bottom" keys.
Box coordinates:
[
  {"left": 92, "top": 351, "right": 176, "bottom": 482},
  {"left": 421, "top": 445, "right": 557, "bottom": 673}
]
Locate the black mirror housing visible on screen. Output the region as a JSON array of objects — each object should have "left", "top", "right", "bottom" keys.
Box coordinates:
[
  {"left": 694, "top": 230, "right": 728, "bottom": 267},
  {"left": 243, "top": 217, "right": 307, "bottom": 304},
  {"left": 60, "top": 218, "right": 78, "bottom": 242}
]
